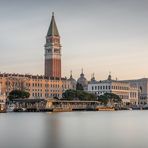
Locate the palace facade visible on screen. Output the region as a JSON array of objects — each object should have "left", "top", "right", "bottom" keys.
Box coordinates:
[
  {"left": 88, "top": 74, "right": 139, "bottom": 105},
  {"left": 0, "top": 73, "right": 74, "bottom": 99}
]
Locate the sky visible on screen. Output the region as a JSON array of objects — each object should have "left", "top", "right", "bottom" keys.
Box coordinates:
[{"left": 0, "top": 0, "right": 148, "bottom": 80}]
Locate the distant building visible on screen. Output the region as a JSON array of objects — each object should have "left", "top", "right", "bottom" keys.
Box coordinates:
[
  {"left": 0, "top": 73, "right": 73, "bottom": 99},
  {"left": 124, "top": 78, "right": 148, "bottom": 105},
  {"left": 88, "top": 74, "right": 139, "bottom": 105},
  {"left": 0, "top": 83, "right": 6, "bottom": 111},
  {"left": 77, "top": 69, "right": 88, "bottom": 90},
  {"left": 0, "top": 83, "right": 1, "bottom": 96}
]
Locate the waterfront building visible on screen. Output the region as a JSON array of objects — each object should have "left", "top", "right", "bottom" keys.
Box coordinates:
[
  {"left": 0, "top": 73, "right": 74, "bottom": 99},
  {"left": 77, "top": 69, "right": 88, "bottom": 90},
  {"left": 0, "top": 83, "right": 6, "bottom": 112},
  {"left": 0, "top": 83, "right": 2, "bottom": 96},
  {"left": 124, "top": 78, "right": 148, "bottom": 105},
  {"left": 88, "top": 74, "right": 139, "bottom": 105}
]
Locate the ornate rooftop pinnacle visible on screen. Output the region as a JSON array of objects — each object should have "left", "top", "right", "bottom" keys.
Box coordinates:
[
  {"left": 108, "top": 72, "right": 112, "bottom": 81},
  {"left": 47, "top": 12, "right": 59, "bottom": 36},
  {"left": 80, "top": 68, "right": 84, "bottom": 77},
  {"left": 91, "top": 73, "right": 95, "bottom": 82},
  {"left": 70, "top": 70, "right": 73, "bottom": 79}
]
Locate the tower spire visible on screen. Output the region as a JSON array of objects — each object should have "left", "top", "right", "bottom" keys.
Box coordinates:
[{"left": 47, "top": 12, "right": 59, "bottom": 36}]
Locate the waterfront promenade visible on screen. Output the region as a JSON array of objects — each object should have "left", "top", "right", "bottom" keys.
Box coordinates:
[
  {"left": 7, "top": 99, "right": 100, "bottom": 112},
  {"left": 5, "top": 99, "right": 144, "bottom": 112}
]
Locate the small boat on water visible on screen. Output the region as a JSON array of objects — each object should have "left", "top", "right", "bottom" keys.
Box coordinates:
[
  {"left": 96, "top": 106, "right": 115, "bottom": 111},
  {"left": 53, "top": 108, "right": 72, "bottom": 112}
]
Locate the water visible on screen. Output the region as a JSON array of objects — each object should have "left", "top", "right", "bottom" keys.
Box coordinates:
[{"left": 0, "top": 111, "right": 148, "bottom": 148}]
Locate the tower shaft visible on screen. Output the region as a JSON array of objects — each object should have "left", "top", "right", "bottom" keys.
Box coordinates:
[{"left": 44, "top": 13, "right": 61, "bottom": 78}]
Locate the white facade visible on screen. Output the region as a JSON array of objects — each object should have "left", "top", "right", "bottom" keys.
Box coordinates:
[
  {"left": 88, "top": 80, "right": 138, "bottom": 105},
  {"left": 88, "top": 81, "right": 111, "bottom": 96}
]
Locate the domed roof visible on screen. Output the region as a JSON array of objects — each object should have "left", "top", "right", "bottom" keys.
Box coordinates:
[
  {"left": 68, "top": 71, "right": 77, "bottom": 85},
  {"left": 90, "top": 73, "right": 97, "bottom": 83},
  {"left": 77, "top": 69, "right": 88, "bottom": 88}
]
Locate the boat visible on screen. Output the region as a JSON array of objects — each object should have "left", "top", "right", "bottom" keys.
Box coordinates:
[
  {"left": 53, "top": 108, "right": 72, "bottom": 112},
  {"left": 96, "top": 106, "right": 115, "bottom": 111}
]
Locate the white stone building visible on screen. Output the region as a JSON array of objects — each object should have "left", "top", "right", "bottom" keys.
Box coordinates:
[{"left": 88, "top": 75, "right": 139, "bottom": 105}]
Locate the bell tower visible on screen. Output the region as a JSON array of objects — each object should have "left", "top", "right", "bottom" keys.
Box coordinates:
[{"left": 44, "top": 12, "right": 61, "bottom": 78}]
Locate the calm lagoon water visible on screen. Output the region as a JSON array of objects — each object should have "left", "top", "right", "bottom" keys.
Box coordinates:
[{"left": 0, "top": 111, "right": 148, "bottom": 148}]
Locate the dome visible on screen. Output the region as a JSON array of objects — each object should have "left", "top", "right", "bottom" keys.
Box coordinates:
[
  {"left": 68, "top": 71, "right": 77, "bottom": 89},
  {"left": 77, "top": 70, "right": 88, "bottom": 89},
  {"left": 90, "top": 73, "right": 97, "bottom": 83},
  {"left": 68, "top": 75, "right": 77, "bottom": 85},
  {"left": 108, "top": 73, "right": 112, "bottom": 81}
]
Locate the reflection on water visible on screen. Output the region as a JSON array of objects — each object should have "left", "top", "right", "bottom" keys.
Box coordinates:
[{"left": 0, "top": 111, "right": 148, "bottom": 148}]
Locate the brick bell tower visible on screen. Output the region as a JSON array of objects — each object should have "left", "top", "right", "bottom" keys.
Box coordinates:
[{"left": 44, "top": 12, "right": 61, "bottom": 78}]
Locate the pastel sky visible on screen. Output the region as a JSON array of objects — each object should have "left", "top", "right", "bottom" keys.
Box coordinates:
[{"left": 0, "top": 0, "right": 148, "bottom": 80}]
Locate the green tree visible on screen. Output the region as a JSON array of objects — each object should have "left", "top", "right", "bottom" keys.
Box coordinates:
[
  {"left": 104, "top": 93, "right": 121, "bottom": 103},
  {"left": 98, "top": 95, "right": 108, "bottom": 105},
  {"left": 62, "top": 89, "right": 97, "bottom": 101},
  {"left": 8, "top": 90, "right": 30, "bottom": 101},
  {"left": 62, "top": 89, "right": 77, "bottom": 100},
  {"left": 98, "top": 93, "right": 121, "bottom": 106},
  {"left": 76, "top": 83, "right": 84, "bottom": 91}
]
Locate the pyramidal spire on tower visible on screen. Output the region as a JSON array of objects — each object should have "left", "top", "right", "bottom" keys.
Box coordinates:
[{"left": 47, "top": 12, "right": 59, "bottom": 36}]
